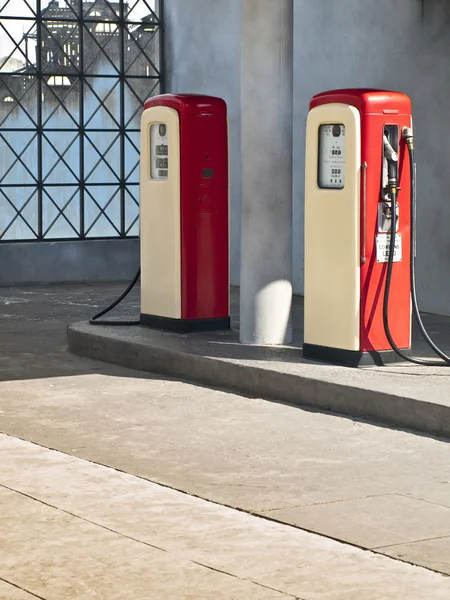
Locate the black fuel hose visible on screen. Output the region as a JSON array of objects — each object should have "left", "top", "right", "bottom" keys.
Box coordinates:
[
  {"left": 89, "top": 268, "right": 141, "bottom": 326},
  {"left": 407, "top": 145, "right": 450, "bottom": 363},
  {"left": 383, "top": 144, "right": 450, "bottom": 365},
  {"left": 382, "top": 190, "right": 435, "bottom": 364}
]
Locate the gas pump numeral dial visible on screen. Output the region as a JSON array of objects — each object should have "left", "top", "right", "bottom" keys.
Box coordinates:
[
  {"left": 318, "top": 124, "right": 346, "bottom": 189},
  {"left": 150, "top": 124, "right": 169, "bottom": 180}
]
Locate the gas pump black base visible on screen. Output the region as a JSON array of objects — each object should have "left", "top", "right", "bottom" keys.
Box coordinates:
[
  {"left": 140, "top": 314, "right": 231, "bottom": 334},
  {"left": 303, "top": 343, "right": 412, "bottom": 367}
]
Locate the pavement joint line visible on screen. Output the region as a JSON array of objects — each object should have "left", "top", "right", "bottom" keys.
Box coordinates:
[
  {"left": 251, "top": 511, "right": 450, "bottom": 578},
  {"left": 261, "top": 492, "right": 390, "bottom": 511},
  {"left": 371, "top": 552, "right": 450, "bottom": 578},
  {"left": 395, "top": 491, "right": 450, "bottom": 510},
  {"left": 0, "top": 482, "right": 169, "bottom": 555},
  {"left": 0, "top": 474, "right": 306, "bottom": 599},
  {"left": 375, "top": 369, "right": 450, "bottom": 378},
  {"left": 2, "top": 433, "right": 450, "bottom": 580},
  {"left": 190, "top": 561, "right": 299, "bottom": 599},
  {"left": 0, "top": 574, "right": 48, "bottom": 600},
  {"left": 373, "top": 533, "right": 450, "bottom": 550}
]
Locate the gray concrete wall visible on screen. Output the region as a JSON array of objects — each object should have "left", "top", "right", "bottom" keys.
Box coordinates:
[
  {"left": 163, "top": 0, "right": 241, "bottom": 285},
  {"left": 0, "top": 240, "right": 139, "bottom": 286},
  {"left": 164, "top": 0, "right": 450, "bottom": 315}
]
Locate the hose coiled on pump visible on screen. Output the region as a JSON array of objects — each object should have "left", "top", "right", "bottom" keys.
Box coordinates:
[{"left": 383, "top": 129, "right": 450, "bottom": 365}]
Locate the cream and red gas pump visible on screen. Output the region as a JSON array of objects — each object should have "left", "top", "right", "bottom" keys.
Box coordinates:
[
  {"left": 303, "top": 88, "right": 450, "bottom": 367},
  {"left": 139, "top": 94, "right": 230, "bottom": 332},
  {"left": 90, "top": 93, "right": 230, "bottom": 332},
  {"left": 303, "top": 89, "right": 412, "bottom": 366}
]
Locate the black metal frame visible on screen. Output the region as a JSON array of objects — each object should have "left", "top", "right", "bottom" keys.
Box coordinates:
[{"left": 0, "top": 0, "right": 163, "bottom": 241}]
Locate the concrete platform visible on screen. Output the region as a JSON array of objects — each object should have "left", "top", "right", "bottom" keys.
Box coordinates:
[{"left": 68, "top": 288, "right": 450, "bottom": 438}]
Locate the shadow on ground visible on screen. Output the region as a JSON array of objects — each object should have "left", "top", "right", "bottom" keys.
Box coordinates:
[
  {"left": 0, "top": 282, "right": 151, "bottom": 382},
  {"left": 1, "top": 281, "right": 450, "bottom": 384}
]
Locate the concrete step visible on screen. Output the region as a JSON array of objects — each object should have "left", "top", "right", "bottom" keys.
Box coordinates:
[{"left": 68, "top": 313, "right": 450, "bottom": 438}]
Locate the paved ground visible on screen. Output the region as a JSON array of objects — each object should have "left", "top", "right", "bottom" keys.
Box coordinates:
[
  {"left": 0, "top": 283, "right": 450, "bottom": 597},
  {"left": 3, "top": 433, "right": 450, "bottom": 600},
  {"left": 68, "top": 285, "right": 450, "bottom": 437}
]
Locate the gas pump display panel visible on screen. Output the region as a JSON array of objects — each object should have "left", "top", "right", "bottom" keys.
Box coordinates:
[
  {"left": 318, "top": 124, "right": 346, "bottom": 189},
  {"left": 150, "top": 123, "right": 169, "bottom": 180}
]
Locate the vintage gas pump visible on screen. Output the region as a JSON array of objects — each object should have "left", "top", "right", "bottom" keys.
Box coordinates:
[
  {"left": 303, "top": 88, "right": 450, "bottom": 367},
  {"left": 303, "top": 89, "right": 412, "bottom": 366},
  {"left": 139, "top": 94, "right": 230, "bottom": 332},
  {"left": 89, "top": 93, "right": 230, "bottom": 331}
]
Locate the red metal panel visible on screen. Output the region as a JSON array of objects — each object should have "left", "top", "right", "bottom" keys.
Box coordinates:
[
  {"left": 144, "top": 94, "right": 227, "bottom": 116},
  {"left": 310, "top": 88, "right": 411, "bottom": 116},
  {"left": 179, "top": 113, "right": 229, "bottom": 319},
  {"left": 310, "top": 89, "right": 412, "bottom": 352},
  {"left": 359, "top": 111, "right": 411, "bottom": 351}
]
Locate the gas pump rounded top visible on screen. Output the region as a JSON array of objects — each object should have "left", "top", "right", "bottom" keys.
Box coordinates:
[
  {"left": 144, "top": 94, "right": 227, "bottom": 116},
  {"left": 310, "top": 89, "right": 412, "bottom": 115}
]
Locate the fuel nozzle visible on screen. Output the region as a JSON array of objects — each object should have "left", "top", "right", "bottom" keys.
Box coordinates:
[
  {"left": 402, "top": 126, "right": 414, "bottom": 150},
  {"left": 383, "top": 134, "right": 398, "bottom": 192},
  {"left": 383, "top": 135, "right": 398, "bottom": 163}
]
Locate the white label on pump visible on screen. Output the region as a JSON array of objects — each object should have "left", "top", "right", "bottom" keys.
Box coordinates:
[
  {"left": 376, "top": 234, "right": 402, "bottom": 263},
  {"left": 150, "top": 123, "right": 169, "bottom": 180},
  {"left": 318, "top": 124, "right": 346, "bottom": 189}
]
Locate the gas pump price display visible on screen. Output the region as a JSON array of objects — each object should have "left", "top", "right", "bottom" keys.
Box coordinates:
[
  {"left": 318, "top": 124, "right": 346, "bottom": 189},
  {"left": 150, "top": 123, "right": 169, "bottom": 180}
]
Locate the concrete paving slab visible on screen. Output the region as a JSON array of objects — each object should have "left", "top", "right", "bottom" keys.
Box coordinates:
[
  {"left": 379, "top": 537, "right": 450, "bottom": 575},
  {"left": 163, "top": 522, "right": 450, "bottom": 600},
  {"left": 2, "top": 374, "right": 450, "bottom": 515},
  {"left": 2, "top": 434, "right": 450, "bottom": 600},
  {"left": 261, "top": 494, "right": 450, "bottom": 549},
  {"left": 400, "top": 483, "right": 450, "bottom": 508},
  {"left": 0, "top": 579, "right": 44, "bottom": 600},
  {"left": 0, "top": 436, "right": 274, "bottom": 544},
  {"left": 67, "top": 285, "right": 450, "bottom": 437},
  {"left": 0, "top": 486, "right": 290, "bottom": 600},
  {"left": 259, "top": 560, "right": 450, "bottom": 600}
]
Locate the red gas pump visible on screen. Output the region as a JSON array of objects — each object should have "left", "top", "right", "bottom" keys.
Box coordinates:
[
  {"left": 304, "top": 88, "right": 450, "bottom": 367},
  {"left": 303, "top": 89, "right": 412, "bottom": 365},
  {"left": 89, "top": 94, "right": 230, "bottom": 332},
  {"left": 139, "top": 94, "right": 230, "bottom": 333}
]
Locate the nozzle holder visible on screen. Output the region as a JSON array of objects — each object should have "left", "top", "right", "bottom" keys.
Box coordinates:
[{"left": 402, "top": 126, "right": 414, "bottom": 150}]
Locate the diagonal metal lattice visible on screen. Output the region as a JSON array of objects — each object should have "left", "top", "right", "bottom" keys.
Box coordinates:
[{"left": 0, "top": 0, "right": 163, "bottom": 241}]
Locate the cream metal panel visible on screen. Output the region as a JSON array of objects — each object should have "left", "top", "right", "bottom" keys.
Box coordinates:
[
  {"left": 304, "top": 103, "right": 361, "bottom": 351},
  {"left": 140, "top": 106, "right": 181, "bottom": 319}
]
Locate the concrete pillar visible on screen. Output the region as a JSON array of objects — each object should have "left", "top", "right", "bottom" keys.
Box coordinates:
[{"left": 240, "top": 0, "right": 293, "bottom": 345}]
